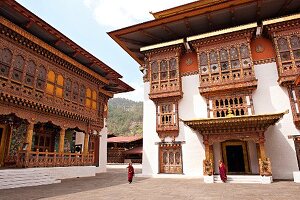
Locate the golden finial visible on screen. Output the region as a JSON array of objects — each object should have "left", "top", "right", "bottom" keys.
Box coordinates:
[{"left": 226, "top": 107, "right": 235, "bottom": 118}]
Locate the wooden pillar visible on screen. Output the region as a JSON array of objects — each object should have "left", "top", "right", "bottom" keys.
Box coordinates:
[
  {"left": 204, "top": 136, "right": 210, "bottom": 160},
  {"left": 83, "top": 132, "right": 89, "bottom": 155},
  {"left": 25, "top": 120, "right": 35, "bottom": 151},
  {"left": 259, "top": 133, "right": 266, "bottom": 160},
  {"left": 58, "top": 127, "right": 65, "bottom": 154}
]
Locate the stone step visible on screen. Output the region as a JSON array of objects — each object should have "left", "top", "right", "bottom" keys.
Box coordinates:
[
  {"left": 0, "top": 180, "right": 61, "bottom": 189},
  {"left": 213, "top": 175, "right": 270, "bottom": 183},
  {"left": 0, "top": 168, "right": 61, "bottom": 190}
]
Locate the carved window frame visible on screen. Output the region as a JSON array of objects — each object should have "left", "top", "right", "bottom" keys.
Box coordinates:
[
  {"left": 46, "top": 70, "right": 64, "bottom": 98},
  {"left": 24, "top": 60, "right": 36, "bottom": 88},
  {"left": 198, "top": 42, "right": 253, "bottom": 85},
  {"left": 0, "top": 48, "right": 13, "bottom": 78},
  {"left": 86, "top": 88, "right": 92, "bottom": 108},
  {"left": 12, "top": 54, "right": 25, "bottom": 83},
  {"left": 207, "top": 94, "right": 254, "bottom": 118},
  {"left": 288, "top": 85, "right": 300, "bottom": 127},
  {"left": 150, "top": 57, "right": 179, "bottom": 94},
  {"left": 274, "top": 34, "right": 300, "bottom": 76},
  {"left": 36, "top": 65, "right": 46, "bottom": 91},
  {"left": 64, "top": 78, "right": 72, "bottom": 101},
  {"left": 157, "top": 101, "right": 178, "bottom": 129}
]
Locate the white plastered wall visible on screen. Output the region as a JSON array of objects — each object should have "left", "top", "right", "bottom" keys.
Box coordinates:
[
  {"left": 97, "top": 118, "right": 107, "bottom": 173},
  {"left": 178, "top": 74, "right": 207, "bottom": 176},
  {"left": 142, "top": 81, "right": 160, "bottom": 175},
  {"left": 253, "top": 62, "right": 299, "bottom": 179}
]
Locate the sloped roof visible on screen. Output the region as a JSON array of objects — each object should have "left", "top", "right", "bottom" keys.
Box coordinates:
[
  {"left": 0, "top": 0, "right": 133, "bottom": 94},
  {"left": 107, "top": 136, "right": 142, "bottom": 143},
  {"left": 125, "top": 146, "right": 143, "bottom": 154}
]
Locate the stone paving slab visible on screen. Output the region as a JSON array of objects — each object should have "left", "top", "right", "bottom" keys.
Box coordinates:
[{"left": 0, "top": 168, "right": 300, "bottom": 200}]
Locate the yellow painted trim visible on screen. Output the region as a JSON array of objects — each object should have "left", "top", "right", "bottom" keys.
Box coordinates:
[
  {"left": 140, "top": 39, "right": 184, "bottom": 52},
  {"left": 221, "top": 140, "right": 250, "bottom": 174},
  {"left": 263, "top": 13, "right": 300, "bottom": 26},
  {"left": 187, "top": 23, "right": 257, "bottom": 42}
]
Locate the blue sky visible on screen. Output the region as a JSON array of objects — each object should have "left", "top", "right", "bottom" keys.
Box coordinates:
[{"left": 16, "top": 0, "right": 194, "bottom": 101}]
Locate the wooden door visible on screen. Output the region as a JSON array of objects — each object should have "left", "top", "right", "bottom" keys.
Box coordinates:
[
  {"left": 159, "top": 144, "right": 182, "bottom": 174},
  {"left": 295, "top": 139, "right": 300, "bottom": 170},
  {"left": 0, "top": 125, "right": 8, "bottom": 167}
]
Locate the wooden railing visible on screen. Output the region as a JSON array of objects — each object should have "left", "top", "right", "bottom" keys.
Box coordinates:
[{"left": 16, "top": 150, "right": 94, "bottom": 168}]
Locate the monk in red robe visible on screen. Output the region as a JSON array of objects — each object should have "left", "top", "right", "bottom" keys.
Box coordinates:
[
  {"left": 219, "top": 160, "right": 227, "bottom": 183},
  {"left": 127, "top": 163, "right": 134, "bottom": 184}
]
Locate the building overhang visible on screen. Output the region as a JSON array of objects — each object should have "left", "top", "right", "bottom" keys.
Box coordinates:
[
  {"left": 0, "top": 0, "right": 133, "bottom": 94},
  {"left": 108, "top": 0, "right": 300, "bottom": 65},
  {"left": 183, "top": 110, "right": 288, "bottom": 135}
]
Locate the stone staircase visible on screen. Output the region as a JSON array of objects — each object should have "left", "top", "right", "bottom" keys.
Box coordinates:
[
  {"left": 0, "top": 168, "right": 61, "bottom": 189},
  {"left": 213, "top": 175, "right": 272, "bottom": 184}
]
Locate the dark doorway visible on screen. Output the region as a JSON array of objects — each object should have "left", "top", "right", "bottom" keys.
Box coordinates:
[{"left": 226, "top": 145, "right": 245, "bottom": 173}]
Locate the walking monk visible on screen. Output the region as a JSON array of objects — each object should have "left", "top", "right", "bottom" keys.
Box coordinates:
[
  {"left": 127, "top": 163, "right": 135, "bottom": 184},
  {"left": 219, "top": 160, "right": 227, "bottom": 183}
]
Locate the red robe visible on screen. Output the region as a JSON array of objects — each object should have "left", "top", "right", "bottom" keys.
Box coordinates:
[
  {"left": 127, "top": 165, "right": 134, "bottom": 182},
  {"left": 219, "top": 163, "right": 227, "bottom": 182}
]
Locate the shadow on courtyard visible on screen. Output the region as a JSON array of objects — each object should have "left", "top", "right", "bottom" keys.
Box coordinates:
[{"left": 0, "top": 168, "right": 147, "bottom": 200}]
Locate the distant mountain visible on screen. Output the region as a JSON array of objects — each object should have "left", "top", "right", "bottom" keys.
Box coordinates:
[{"left": 107, "top": 98, "right": 143, "bottom": 136}]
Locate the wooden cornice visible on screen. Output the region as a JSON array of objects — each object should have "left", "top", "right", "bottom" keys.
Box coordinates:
[
  {"left": 0, "top": 92, "right": 95, "bottom": 123},
  {"left": 183, "top": 110, "right": 288, "bottom": 134}
]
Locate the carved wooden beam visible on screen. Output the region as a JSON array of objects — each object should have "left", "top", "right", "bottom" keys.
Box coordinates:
[
  {"left": 184, "top": 18, "right": 194, "bottom": 35},
  {"left": 161, "top": 24, "right": 180, "bottom": 38},
  {"left": 230, "top": 7, "right": 236, "bottom": 26},
  {"left": 139, "top": 29, "right": 162, "bottom": 42},
  {"left": 24, "top": 20, "right": 34, "bottom": 29},
  {"left": 277, "top": 0, "right": 293, "bottom": 15},
  {"left": 119, "top": 37, "right": 148, "bottom": 46},
  {"left": 206, "top": 13, "right": 214, "bottom": 31}
]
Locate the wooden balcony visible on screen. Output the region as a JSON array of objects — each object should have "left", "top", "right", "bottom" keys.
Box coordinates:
[{"left": 16, "top": 150, "right": 94, "bottom": 168}]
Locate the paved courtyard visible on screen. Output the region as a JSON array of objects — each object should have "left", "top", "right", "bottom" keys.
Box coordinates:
[{"left": 1, "top": 167, "right": 300, "bottom": 200}]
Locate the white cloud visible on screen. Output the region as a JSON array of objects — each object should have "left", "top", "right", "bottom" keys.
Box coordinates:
[
  {"left": 114, "top": 78, "right": 144, "bottom": 102},
  {"left": 83, "top": 0, "right": 195, "bottom": 29}
]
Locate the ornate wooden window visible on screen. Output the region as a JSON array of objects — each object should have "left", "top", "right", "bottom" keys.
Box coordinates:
[
  {"left": 169, "top": 58, "right": 177, "bottom": 79},
  {"left": 64, "top": 78, "right": 72, "bottom": 100},
  {"left": 24, "top": 60, "right": 36, "bottom": 87},
  {"left": 149, "top": 56, "right": 181, "bottom": 98},
  {"left": 73, "top": 82, "right": 79, "bottom": 102},
  {"left": 151, "top": 61, "right": 159, "bottom": 82},
  {"left": 0, "top": 48, "right": 12, "bottom": 78},
  {"left": 160, "top": 60, "right": 168, "bottom": 81},
  {"left": 159, "top": 143, "right": 182, "bottom": 174},
  {"left": 200, "top": 52, "right": 209, "bottom": 74},
  {"left": 288, "top": 85, "right": 300, "bottom": 128},
  {"left": 79, "top": 84, "right": 86, "bottom": 105},
  {"left": 56, "top": 74, "right": 64, "bottom": 97},
  {"left": 12, "top": 55, "right": 25, "bottom": 82},
  {"left": 198, "top": 42, "right": 255, "bottom": 95},
  {"left": 36, "top": 65, "right": 46, "bottom": 90},
  {"left": 92, "top": 90, "right": 97, "bottom": 110},
  {"left": 274, "top": 34, "right": 300, "bottom": 83},
  {"left": 46, "top": 70, "right": 55, "bottom": 95},
  {"left": 156, "top": 101, "right": 179, "bottom": 135},
  {"left": 86, "top": 88, "right": 92, "bottom": 108},
  {"left": 208, "top": 94, "right": 254, "bottom": 118},
  {"left": 46, "top": 70, "right": 64, "bottom": 97}
]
